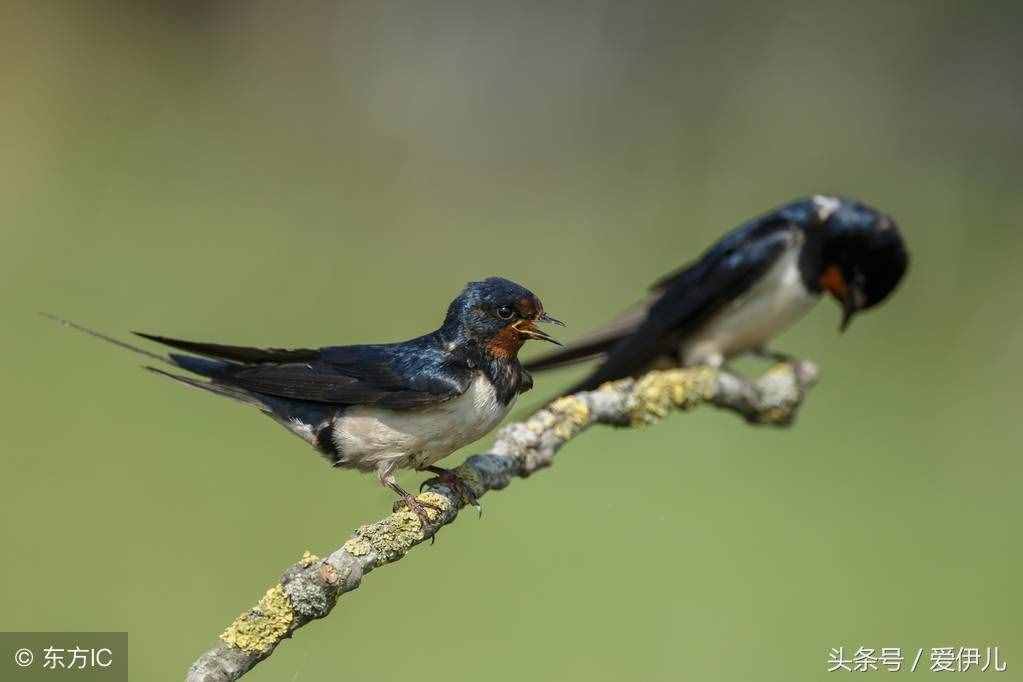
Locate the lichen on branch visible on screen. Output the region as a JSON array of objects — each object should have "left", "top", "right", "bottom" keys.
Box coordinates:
[{"left": 186, "top": 361, "right": 818, "bottom": 682}]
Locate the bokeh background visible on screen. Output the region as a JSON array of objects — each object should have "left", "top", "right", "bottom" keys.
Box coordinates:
[{"left": 2, "top": 2, "right": 1021, "bottom": 680}]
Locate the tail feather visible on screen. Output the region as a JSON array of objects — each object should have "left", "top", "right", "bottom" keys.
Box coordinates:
[
  {"left": 167, "top": 353, "right": 231, "bottom": 379},
  {"left": 41, "top": 313, "right": 168, "bottom": 365},
  {"left": 45, "top": 314, "right": 328, "bottom": 448},
  {"left": 523, "top": 294, "right": 654, "bottom": 373},
  {"left": 132, "top": 332, "right": 318, "bottom": 364},
  {"left": 143, "top": 366, "right": 261, "bottom": 406},
  {"left": 43, "top": 313, "right": 239, "bottom": 390},
  {"left": 564, "top": 332, "right": 671, "bottom": 394},
  {"left": 523, "top": 335, "right": 620, "bottom": 371}
]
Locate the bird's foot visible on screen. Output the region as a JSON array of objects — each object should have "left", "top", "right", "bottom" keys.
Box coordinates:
[
  {"left": 393, "top": 494, "right": 445, "bottom": 536},
  {"left": 388, "top": 482, "right": 445, "bottom": 541},
  {"left": 420, "top": 465, "right": 482, "bottom": 518}
]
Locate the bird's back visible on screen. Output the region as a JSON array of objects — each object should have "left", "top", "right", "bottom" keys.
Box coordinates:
[{"left": 526, "top": 211, "right": 802, "bottom": 391}]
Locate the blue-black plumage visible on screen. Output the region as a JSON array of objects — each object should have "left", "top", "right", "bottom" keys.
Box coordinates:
[
  {"left": 45, "top": 276, "right": 563, "bottom": 524},
  {"left": 524, "top": 196, "right": 908, "bottom": 392}
]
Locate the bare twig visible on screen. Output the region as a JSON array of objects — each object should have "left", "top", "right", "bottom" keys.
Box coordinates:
[{"left": 186, "top": 361, "right": 819, "bottom": 682}]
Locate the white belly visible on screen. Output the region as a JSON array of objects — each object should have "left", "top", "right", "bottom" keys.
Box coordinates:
[
  {"left": 680, "top": 246, "right": 819, "bottom": 367},
  {"left": 332, "top": 373, "right": 513, "bottom": 475}
]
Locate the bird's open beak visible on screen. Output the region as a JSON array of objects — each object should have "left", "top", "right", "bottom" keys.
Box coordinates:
[
  {"left": 515, "top": 314, "right": 564, "bottom": 345},
  {"left": 539, "top": 312, "right": 565, "bottom": 327}
]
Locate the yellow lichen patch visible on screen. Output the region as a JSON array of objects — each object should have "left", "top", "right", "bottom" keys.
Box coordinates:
[
  {"left": 342, "top": 536, "right": 372, "bottom": 557},
  {"left": 690, "top": 367, "right": 718, "bottom": 399},
  {"left": 550, "top": 395, "right": 590, "bottom": 423},
  {"left": 418, "top": 491, "right": 451, "bottom": 515},
  {"left": 342, "top": 504, "right": 436, "bottom": 564},
  {"left": 547, "top": 395, "right": 590, "bottom": 440},
  {"left": 629, "top": 368, "right": 717, "bottom": 425},
  {"left": 526, "top": 409, "right": 556, "bottom": 435},
  {"left": 220, "top": 584, "right": 294, "bottom": 654},
  {"left": 299, "top": 550, "right": 320, "bottom": 567},
  {"left": 366, "top": 510, "right": 424, "bottom": 561},
  {"left": 602, "top": 377, "right": 633, "bottom": 392}
]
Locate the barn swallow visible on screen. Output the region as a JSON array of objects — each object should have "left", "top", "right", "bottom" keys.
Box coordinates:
[
  {"left": 525, "top": 196, "right": 908, "bottom": 393},
  {"left": 46, "top": 277, "right": 562, "bottom": 525}
]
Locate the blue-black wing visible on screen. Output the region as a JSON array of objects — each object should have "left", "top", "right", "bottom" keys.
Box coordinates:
[
  {"left": 132, "top": 333, "right": 320, "bottom": 364},
  {"left": 136, "top": 333, "right": 471, "bottom": 409},
  {"left": 526, "top": 213, "right": 798, "bottom": 392}
]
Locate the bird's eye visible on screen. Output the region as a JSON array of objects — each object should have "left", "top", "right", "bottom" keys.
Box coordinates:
[{"left": 497, "top": 305, "right": 514, "bottom": 319}]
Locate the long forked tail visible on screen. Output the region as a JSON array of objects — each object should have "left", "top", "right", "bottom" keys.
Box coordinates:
[
  {"left": 142, "top": 365, "right": 261, "bottom": 406},
  {"left": 40, "top": 313, "right": 257, "bottom": 405},
  {"left": 41, "top": 313, "right": 168, "bottom": 364}
]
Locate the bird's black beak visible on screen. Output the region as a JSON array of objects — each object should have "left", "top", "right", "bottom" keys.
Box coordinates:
[
  {"left": 539, "top": 312, "right": 565, "bottom": 327},
  {"left": 515, "top": 315, "right": 564, "bottom": 345},
  {"left": 821, "top": 265, "right": 861, "bottom": 333},
  {"left": 838, "top": 281, "right": 870, "bottom": 333},
  {"left": 839, "top": 297, "right": 857, "bottom": 333}
]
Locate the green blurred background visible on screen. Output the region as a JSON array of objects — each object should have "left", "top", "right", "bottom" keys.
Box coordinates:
[{"left": 2, "top": 1, "right": 1020, "bottom": 680}]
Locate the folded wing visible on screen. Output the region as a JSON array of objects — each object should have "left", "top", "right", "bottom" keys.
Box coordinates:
[
  {"left": 538, "top": 225, "right": 795, "bottom": 393},
  {"left": 137, "top": 333, "right": 470, "bottom": 409}
]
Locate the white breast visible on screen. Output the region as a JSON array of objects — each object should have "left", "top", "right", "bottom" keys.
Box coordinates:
[
  {"left": 680, "top": 243, "right": 819, "bottom": 367},
  {"left": 332, "top": 373, "right": 514, "bottom": 475}
]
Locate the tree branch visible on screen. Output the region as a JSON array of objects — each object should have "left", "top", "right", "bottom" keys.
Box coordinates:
[{"left": 186, "top": 361, "right": 819, "bottom": 682}]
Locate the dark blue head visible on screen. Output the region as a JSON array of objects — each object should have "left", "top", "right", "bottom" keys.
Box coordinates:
[
  {"left": 443, "top": 277, "right": 563, "bottom": 356},
  {"left": 814, "top": 196, "right": 909, "bottom": 331}
]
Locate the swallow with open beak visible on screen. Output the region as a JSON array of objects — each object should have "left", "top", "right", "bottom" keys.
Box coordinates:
[
  {"left": 48, "top": 276, "right": 562, "bottom": 525},
  {"left": 525, "top": 196, "right": 908, "bottom": 393}
]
